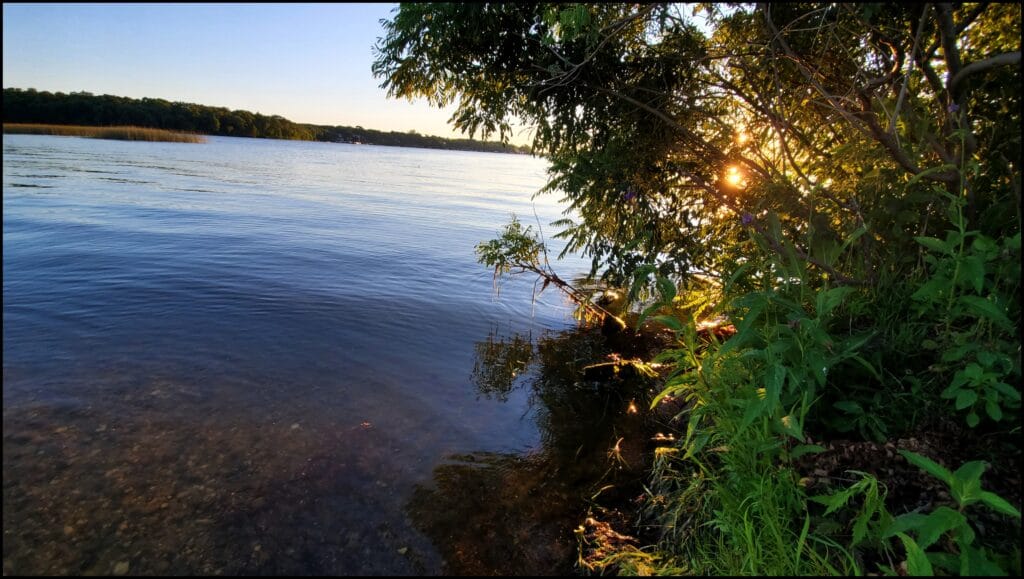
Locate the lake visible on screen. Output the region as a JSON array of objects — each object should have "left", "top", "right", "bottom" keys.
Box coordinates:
[{"left": 2, "top": 134, "right": 600, "bottom": 575}]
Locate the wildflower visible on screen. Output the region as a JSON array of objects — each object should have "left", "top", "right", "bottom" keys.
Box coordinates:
[
  {"left": 947, "top": 103, "right": 960, "bottom": 113},
  {"left": 741, "top": 212, "right": 754, "bottom": 226},
  {"left": 623, "top": 188, "right": 636, "bottom": 202}
]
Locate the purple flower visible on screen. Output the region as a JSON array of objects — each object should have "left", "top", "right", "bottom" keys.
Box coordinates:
[
  {"left": 624, "top": 188, "right": 636, "bottom": 202},
  {"left": 947, "top": 103, "right": 960, "bottom": 113},
  {"left": 741, "top": 212, "right": 754, "bottom": 226}
]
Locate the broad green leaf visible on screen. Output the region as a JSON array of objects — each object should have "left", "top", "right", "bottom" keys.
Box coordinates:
[
  {"left": 955, "top": 389, "right": 977, "bottom": 410},
  {"left": 739, "top": 397, "right": 766, "bottom": 431},
  {"left": 911, "top": 277, "right": 950, "bottom": 302},
  {"left": 915, "top": 507, "right": 966, "bottom": 550},
  {"left": 950, "top": 461, "right": 986, "bottom": 506},
  {"left": 961, "top": 544, "right": 1007, "bottom": 576},
  {"left": 959, "top": 255, "right": 986, "bottom": 294},
  {"left": 899, "top": 450, "right": 952, "bottom": 485},
  {"left": 985, "top": 400, "right": 1003, "bottom": 421},
  {"left": 896, "top": 532, "right": 934, "bottom": 576},
  {"left": 991, "top": 381, "right": 1021, "bottom": 401},
  {"left": 816, "top": 286, "right": 853, "bottom": 318},
  {"left": 882, "top": 513, "right": 928, "bottom": 539},
  {"left": 957, "top": 296, "right": 1013, "bottom": 330},
  {"left": 979, "top": 491, "right": 1022, "bottom": 518},
  {"left": 941, "top": 344, "right": 975, "bottom": 363},
  {"left": 971, "top": 235, "right": 997, "bottom": 255},
  {"left": 651, "top": 314, "right": 684, "bottom": 332},
  {"left": 966, "top": 411, "right": 980, "bottom": 427},
  {"left": 777, "top": 414, "right": 804, "bottom": 441},
  {"left": 914, "top": 235, "right": 952, "bottom": 254}
]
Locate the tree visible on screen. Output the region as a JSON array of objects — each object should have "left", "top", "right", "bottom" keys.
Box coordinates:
[
  {"left": 374, "top": 3, "right": 1020, "bottom": 286},
  {"left": 374, "top": 4, "right": 1021, "bottom": 573}
]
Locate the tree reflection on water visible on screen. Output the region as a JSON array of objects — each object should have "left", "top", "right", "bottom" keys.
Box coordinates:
[{"left": 408, "top": 326, "right": 658, "bottom": 575}]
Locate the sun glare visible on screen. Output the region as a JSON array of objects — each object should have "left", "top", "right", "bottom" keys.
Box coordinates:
[{"left": 724, "top": 165, "right": 744, "bottom": 187}]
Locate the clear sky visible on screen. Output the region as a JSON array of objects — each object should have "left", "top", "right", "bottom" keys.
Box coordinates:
[{"left": 2, "top": 3, "right": 531, "bottom": 144}]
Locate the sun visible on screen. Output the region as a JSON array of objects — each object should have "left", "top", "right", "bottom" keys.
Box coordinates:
[{"left": 724, "top": 165, "right": 744, "bottom": 187}]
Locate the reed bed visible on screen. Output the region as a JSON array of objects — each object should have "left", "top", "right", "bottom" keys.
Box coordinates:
[{"left": 3, "top": 123, "right": 205, "bottom": 143}]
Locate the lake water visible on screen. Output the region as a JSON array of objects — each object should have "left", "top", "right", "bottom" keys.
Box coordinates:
[{"left": 2, "top": 134, "right": 597, "bottom": 575}]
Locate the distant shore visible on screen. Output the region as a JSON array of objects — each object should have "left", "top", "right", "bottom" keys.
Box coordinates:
[
  {"left": 3, "top": 88, "right": 531, "bottom": 154},
  {"left": 3, "top": 123, "right": 205, "bottom": 143}
]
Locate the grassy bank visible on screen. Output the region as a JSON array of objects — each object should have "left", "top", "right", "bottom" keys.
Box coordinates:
[{"left": 3, "top": 123, "right": 205, "bottom": 143}]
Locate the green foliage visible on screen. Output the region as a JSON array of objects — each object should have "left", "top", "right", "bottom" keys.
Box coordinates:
[
  {"left": 898, "top": 451, "right": 1021, "bottom": 519},
  {"left": 910, "top": 190, "right": 1021, "bottom": 428},
  {"left": 810, "top": 455, "right": 1021, "bottom": 577},
  {"left": 375, "top": 1, "right": 1021, "bottom": 576},
  {"left": 879, "top": 451, "right": 1021, "bottom": 576},
  {"left": 475, "top": 216, "right": 545, "bottom": 279}
]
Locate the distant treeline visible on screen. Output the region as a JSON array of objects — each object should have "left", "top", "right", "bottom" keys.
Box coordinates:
[{"left": 2, "top": 88, "right": 530, "bottom": 154}]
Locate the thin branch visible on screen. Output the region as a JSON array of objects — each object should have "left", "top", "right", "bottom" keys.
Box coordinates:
[{"left": 949, "top": 51, "right": 1021, "bottom": 94}]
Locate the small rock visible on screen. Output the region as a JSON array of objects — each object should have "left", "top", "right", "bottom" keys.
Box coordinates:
[
  {"left": 397, "top": 547, "right": 408, "bottom": 555},
  {"left": 63, "top": 525, "right": 75, "bottom": 536},
  {"left": 112, "top": 561, "right": 129, "bottom": 576},
  {"left": 291, "top": 423, "right": 300, "bottom": 430}
]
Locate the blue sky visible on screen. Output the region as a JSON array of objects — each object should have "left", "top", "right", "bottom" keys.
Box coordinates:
[{"left": 2, "top": 3, "right": 527, "bottom": 143}]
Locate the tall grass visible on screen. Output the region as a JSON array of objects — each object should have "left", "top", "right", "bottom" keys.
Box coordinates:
[{"left": 3, "top": 123, "right": 205, "bottom": 143}]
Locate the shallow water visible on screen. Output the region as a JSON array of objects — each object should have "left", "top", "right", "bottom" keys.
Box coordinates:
[{"left": 2, "top": 134, "right": 596, "bottom": 575}]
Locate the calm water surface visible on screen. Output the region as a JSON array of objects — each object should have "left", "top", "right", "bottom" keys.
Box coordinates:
[{"left": 2, "top": 135, "right": 592, "bottom": 575}]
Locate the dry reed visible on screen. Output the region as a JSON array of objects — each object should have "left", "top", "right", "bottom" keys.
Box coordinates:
[{"left": 3, "top": 123, "right": 205, "bottom": 143}]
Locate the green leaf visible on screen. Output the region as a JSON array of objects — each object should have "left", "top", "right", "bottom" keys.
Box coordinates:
[
  {"left": 950, "top": 461, "right": 986, "bottom": 506},
  {"left": 961, "top": 544, "right": 1007, "bottom": 576},
  {"left": 911, "top": 277, "right": 950, "bottom": 302},
  {"left": 883, "top": 513, "right": 928, "bottom": 539},
  {"left": 991, "top": 381, "right": 1021, "bottom": 401},
  {"left": 914, "top": 235, "right": 952, "bottom": 254},
  {"left": 979, "top": 491, "right": 1022, "bottom": 518},
  {"left": 765, "top": 364, "right": 785, "bottom": 408},
  {"left": 739, "top": 397, "right": 766, "bottom": 431},
  {"left": 833, "top": 400, "right": 863, "bottom": 414},
  {"left": 897, "top": 532, "right": 934, "bottom": 576},
  {"left": 1005, "top": 232, "right": 1021, "bottom": 251},
  {"left": 650, "top": 314, "right": 684, "bottom": 332},
  {"left": 790, "top": 444, "right": 827, "bottom": 459},
  {"left": 848, "top": 354, "right": 882, "bottom": 381},
  {"left": 955, "top": 389, "right": 977, "bottom": 410},
  {"left": 899, "top": 450, "right": 953, "bottom": 485},
  {"left": 656, "top": 275, "right": 676, "bottom": 304},
  {"left": 628, "top": 264, "right": 657, "bottom": 302},
  {"left": 957, "top": 296, "right": 1013, "bottom": 330},
  {"left": 777, "top": 414, "right": 804, "bottom": 441},
  {"left": 915, "top": 507, "right": 966, "bottom": 550},
  {"left": 811, "top": 487, "right": 857, "bottom": 516},
  {"left": 966, "top": 412, "right": 980, "bottom": 427},
  {"left": 926, "top": 552, "right": 960, "bottom": 573},
  {"left": 959, "top": 255, "right": 986, "bottom": 294},
  {"left": 816, "top": 286, "right": 853, "bottom": 318},
  {"left": 985, "top": 400, "right": 1003, "bottom": 421},
  {"left": 906, "top": 163, "right": 957, "bottom": 189}
]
